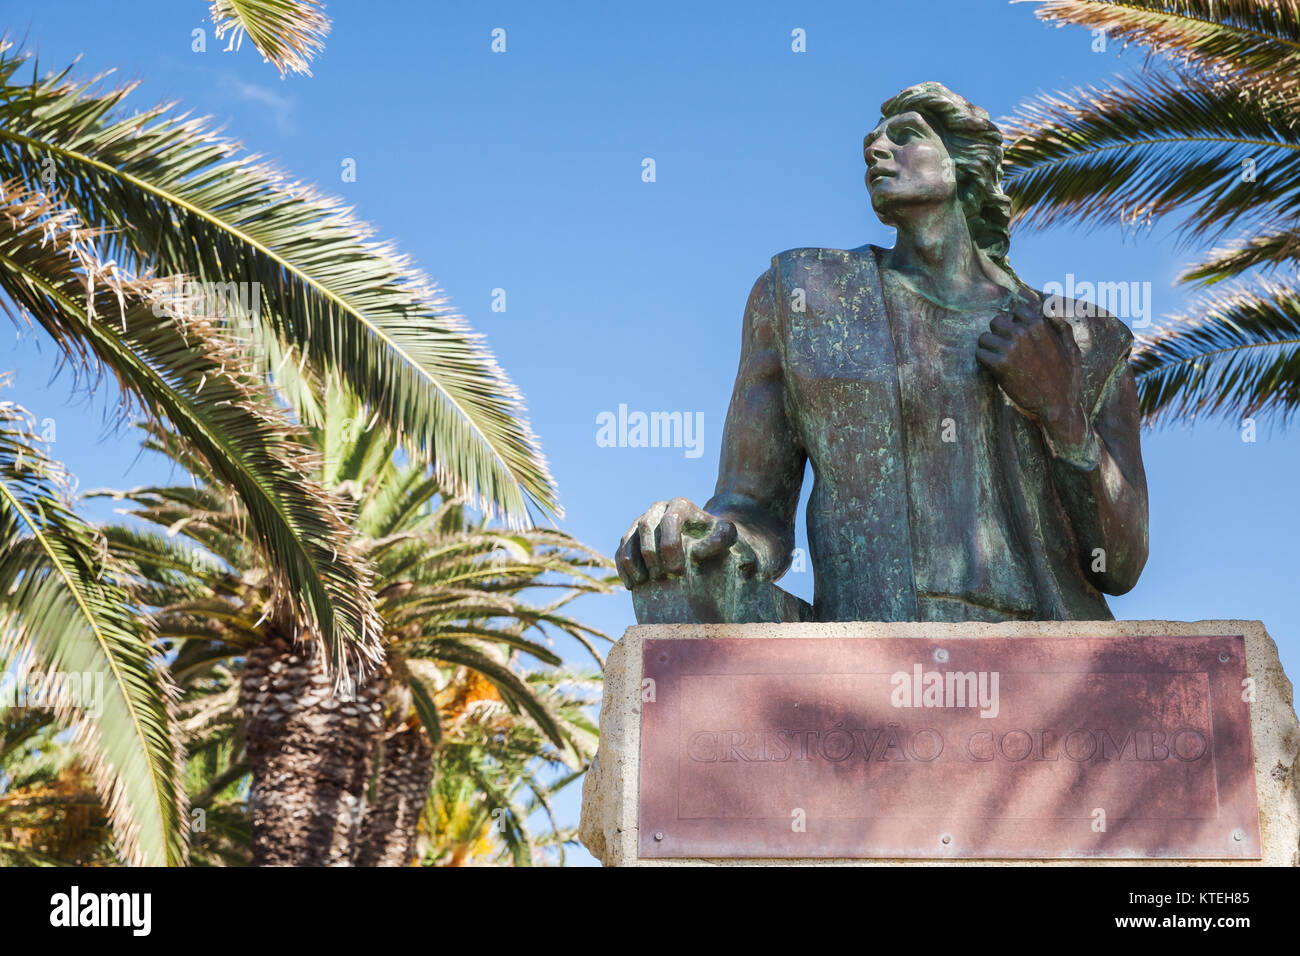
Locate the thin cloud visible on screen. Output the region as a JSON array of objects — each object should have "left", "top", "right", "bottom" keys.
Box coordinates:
[{"left": 219, "top": 74, "right": 296, "bottom": 133}]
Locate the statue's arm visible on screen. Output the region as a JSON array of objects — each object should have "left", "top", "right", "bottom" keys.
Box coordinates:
[
  {"left": 1044, "top": 343, "right": 1149, "bottom": 595},
  {"left": 702, "top": 265, "right": 807, "bottom": 580}
]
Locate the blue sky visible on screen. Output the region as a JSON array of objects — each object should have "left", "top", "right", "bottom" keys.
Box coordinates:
[{"left": 7, "top": 0, "right": 1299, "bottom": 865}]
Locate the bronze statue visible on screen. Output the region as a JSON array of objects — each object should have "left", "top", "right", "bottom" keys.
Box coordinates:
[{"left": 616, "top": 82, "right": 1148, "bottom": 624}]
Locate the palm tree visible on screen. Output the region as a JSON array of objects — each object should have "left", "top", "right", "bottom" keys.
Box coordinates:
[
  {"left": 1004, "top": 0, "right": 1300, "bottom": 426},
  {"left": 154, "top": 651, "right": 599, "bottom": 867},
  {"left": 3, "top": 321, "right": 598, "bottom": 874},
  {"left": 0, "top": 36, "right": 559, "bottom": 864},
  {"left": 99, "top": 395, "right": 613, "bottom": 865}
]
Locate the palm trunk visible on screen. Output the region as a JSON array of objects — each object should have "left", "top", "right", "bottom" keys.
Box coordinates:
[
  {"left": 354, "top": 725, "right": 433, "bottom": 866},
  {"left": 240, "top": 630, "right": 387, "bottom": 866}
]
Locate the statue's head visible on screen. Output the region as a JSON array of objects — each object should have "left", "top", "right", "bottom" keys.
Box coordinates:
[{"left": 865, "top": 82, "right": 1012, "bottom": 264}]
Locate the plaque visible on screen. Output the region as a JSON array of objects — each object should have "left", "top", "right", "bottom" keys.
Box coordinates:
[{"left": 638, "top": 635, "right": 1261, "bottom": 859}]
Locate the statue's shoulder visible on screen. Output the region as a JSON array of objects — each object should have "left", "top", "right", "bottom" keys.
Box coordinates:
[
  {"left": 1036, "top": 289, "right": 1135, "bottom": 371},
  {"left": 770, "top": 243, "right": 882, "bottom": 265},
  {"left": 769, "top": 244, "right": 884, "bottom": 286}
]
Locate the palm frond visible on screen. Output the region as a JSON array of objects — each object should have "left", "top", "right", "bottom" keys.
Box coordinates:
[
  {"left": 1131, "top": 280, "right": 1300, "bottom": 424},
  {"left": 419, "top": 640, "right": 573, "bottom": 758},
  {"left": 407, "top": 672, "right": 444, "bottom": 747},
  {"left": 209, "top": 0, "right": 330, "bottom": 77},
  {"left": 101, "top": 525, "right": 235, "bottom": 604},
  {"left": 1003, "top": 70, "right": 1300, "bottom": 241},
  {"left": 1020, "top": 0, "right": 1300, "bottom": 94},
  {"left": 355, "top": 462, "right": 448, "bottom": 541},
  {"left": 401, "top": 624, "right": 564, "bottom": 667},
  {"left": 0, "top": 180, "right": 380, "bottom": 673},
  {"left": 0, "top": 42, "right": 560, "bottom": 527},
  {"left": 92, "top": 481, "right": 252, "bottom": 569},
  {"left": 0, "top": 394, "right": 186, "bottom": 865},
  {"left": 1179, "top": 223, "right": 1300, "bottom": 283}
]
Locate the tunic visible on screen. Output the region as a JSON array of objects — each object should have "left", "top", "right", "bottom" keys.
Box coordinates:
[{"left": 881, "top": 269, "right": 1036, "bottom": 622}]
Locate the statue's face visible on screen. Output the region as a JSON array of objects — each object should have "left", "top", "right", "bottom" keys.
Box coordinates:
[{"left": 863, "top": 111, "right": 957, "bottom": 224}]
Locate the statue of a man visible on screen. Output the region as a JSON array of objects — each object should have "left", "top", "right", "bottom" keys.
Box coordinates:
[{"left": 616, "top": 82, "right": 1148, "bottom": 623}]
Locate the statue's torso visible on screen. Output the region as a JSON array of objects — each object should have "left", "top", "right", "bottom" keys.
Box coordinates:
[
  {"left": 772, "top": 244, "right": 1112, "bottom": 623},
  {"left": 881, "top": 268, "right": 1036, "bottom": 621}
]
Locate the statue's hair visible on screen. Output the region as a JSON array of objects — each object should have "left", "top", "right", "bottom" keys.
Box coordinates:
[{"left": 878, "top": 82, "right": 1013, "bottom": 269}]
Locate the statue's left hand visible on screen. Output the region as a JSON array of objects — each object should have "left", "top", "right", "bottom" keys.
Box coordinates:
[{"left": 976, "top": 290, "right": 1088, "bottom": 447}]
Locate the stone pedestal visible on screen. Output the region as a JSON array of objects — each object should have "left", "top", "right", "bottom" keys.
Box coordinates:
[{"left": 579, "top": 620, "right": 1299, "bottom": 866}]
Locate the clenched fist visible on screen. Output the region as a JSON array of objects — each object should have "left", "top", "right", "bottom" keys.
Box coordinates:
[
  {"left": 975, "top": 290, "right": 1089, "bottom": 450},
  {"left": 615, "top": 497, "right": 759, "bottom": 589}
]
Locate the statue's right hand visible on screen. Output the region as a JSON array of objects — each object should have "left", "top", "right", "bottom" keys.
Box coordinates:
[{"left": 615, "top": 497, "right": 752, "bottom": 589}]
